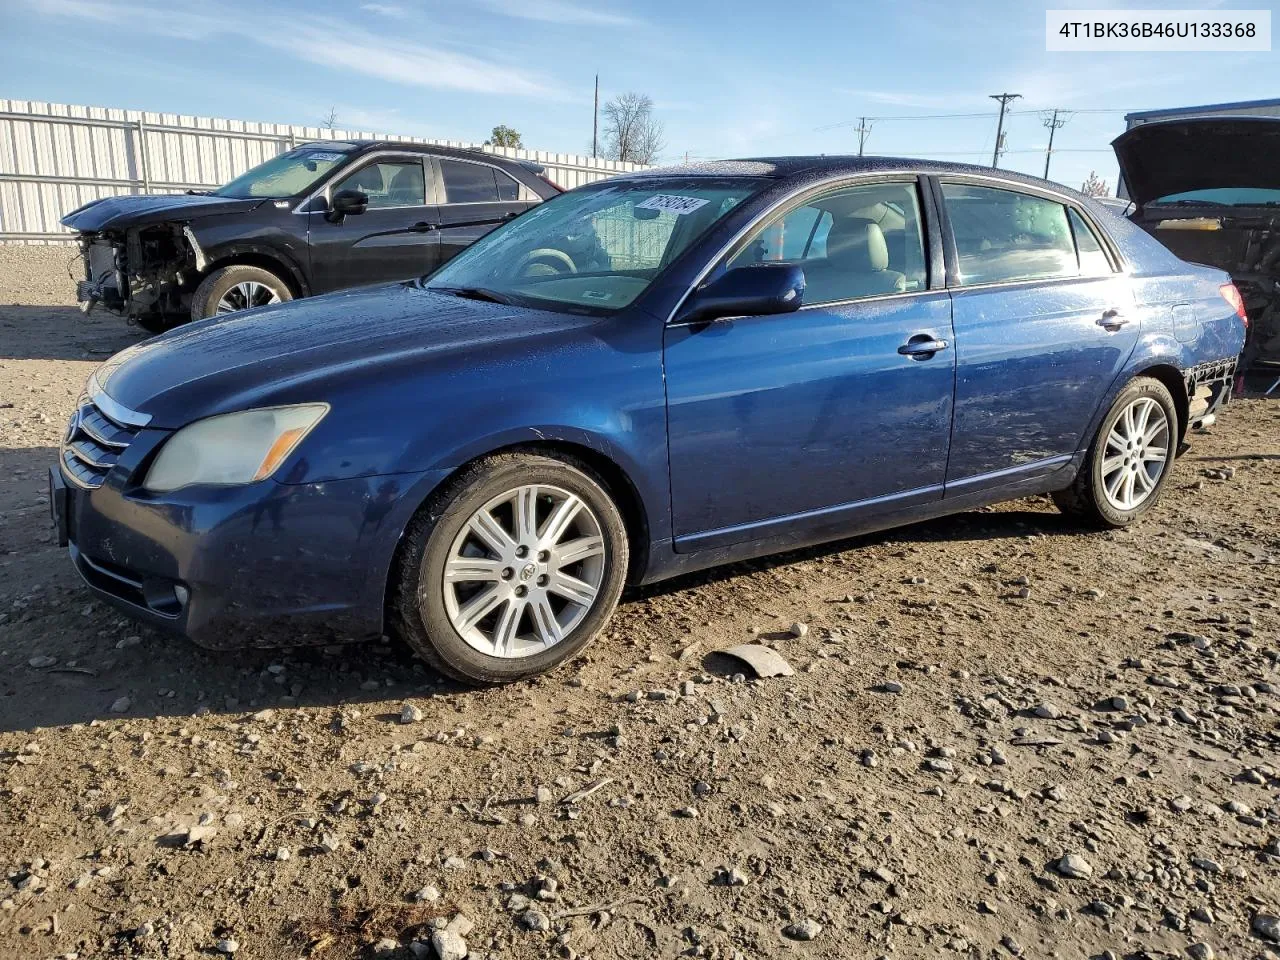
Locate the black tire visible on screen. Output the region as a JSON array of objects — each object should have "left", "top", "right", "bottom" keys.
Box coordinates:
[
  {"left": 189, "top": 264, "right": 292, "bottom": 322},
  {"left": 1053, "top": 376, "right": 1179, "bottom": 528},
  {"left": 390, "top": 452, "right": 629, "bottom": 684}
]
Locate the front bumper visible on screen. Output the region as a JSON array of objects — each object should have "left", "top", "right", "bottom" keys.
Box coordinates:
[{"left": 52, "top": 462, "right": 447, "bottom": 650}]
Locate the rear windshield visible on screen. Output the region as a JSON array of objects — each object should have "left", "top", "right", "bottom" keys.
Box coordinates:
[
  {"left": 214, "top": 144, "right": 360, "bottom": 199},
  {"left": 1152, "top": 187, "right": 1280, "bottom": 207}
]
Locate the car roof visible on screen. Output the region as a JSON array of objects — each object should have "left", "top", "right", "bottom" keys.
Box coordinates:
[
  {"left": 295, "top": 139, "right": 542, "bottom": 171},
  {"left": 615, "top": 155, "right": 1095, "bottom": 202}
]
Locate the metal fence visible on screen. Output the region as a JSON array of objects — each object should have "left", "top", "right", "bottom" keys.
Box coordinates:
[{"left": 0, "top": 99, "right": 648, "bottom": 242}]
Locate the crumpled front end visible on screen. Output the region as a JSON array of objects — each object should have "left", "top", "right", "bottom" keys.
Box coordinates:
[{"left": 73, "top": 222, "right": 205, "bottom": 323}]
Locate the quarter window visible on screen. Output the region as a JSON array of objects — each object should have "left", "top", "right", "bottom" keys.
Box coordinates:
[
  {"left": 439, "top": 159, "right": 520, "bottom": 203},
  {"left": 941, "top": 183, "right": 1104, "bottom": 285},
  {"left": 334, "top": 160, "right": 426, "bottom": 209},
  {"left": 1069, "top": 208, "right": 1113, "bottom": 276},
  {"left": 730, "top": 181, "right": 927, "bottom": 303}
]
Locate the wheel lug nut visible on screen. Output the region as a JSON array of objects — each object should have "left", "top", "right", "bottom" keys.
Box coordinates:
[
  {"left": 501, "top": 568, "right": 514, "bottom": 580},
  {"left": 537, "top": 574, "right": 549, "bottom": 587},
  {"left": 537, "top": 550, "right": 549, "bottom": 562},
  {"left": 515, "top": 545, "right": 529, "bottom": 559},
  {"left": 515, "top": 585, "right": 527, "bottom": 598}
]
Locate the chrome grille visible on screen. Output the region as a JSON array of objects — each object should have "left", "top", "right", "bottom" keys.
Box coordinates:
[{"left": 61, "top": 398, "right": 140, "bottom": 489}]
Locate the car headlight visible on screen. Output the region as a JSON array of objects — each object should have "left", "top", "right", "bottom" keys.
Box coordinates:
[{"left": 143, "top": 403, "right": 329, "bottom": 492}]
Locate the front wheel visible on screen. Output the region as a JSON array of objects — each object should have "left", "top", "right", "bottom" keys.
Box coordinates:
[
  {"left": 190, "top": 265, "right": 292, "bottom": 322},
  {"left": 1053, "top": 376, "right": 1178, "bottom": 527},
  {"left": 391, "top": 452, "right": 629, "bottom": 684}
]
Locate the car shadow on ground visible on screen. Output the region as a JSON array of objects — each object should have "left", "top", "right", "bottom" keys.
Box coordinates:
[{"left": 0, "top": 305, "right": 144, "bottom": 362}]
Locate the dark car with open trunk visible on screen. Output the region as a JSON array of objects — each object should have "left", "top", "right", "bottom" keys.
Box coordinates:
[{"left": 60, "top": 141, "right": 562, "bottom": 331}]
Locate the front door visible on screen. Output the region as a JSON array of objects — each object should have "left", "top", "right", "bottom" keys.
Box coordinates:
[
  {"left": 433, "top": 157, "right": 532, "bottom": 266},
  {"left": 937, "top": 181, "right": 1141, "bottom": 491},
  {"left": 665, "top": 179, "right": 956, "bottom": 552},
  {"left": 309, "top": 156, "right": 440, "bottom": 294}
]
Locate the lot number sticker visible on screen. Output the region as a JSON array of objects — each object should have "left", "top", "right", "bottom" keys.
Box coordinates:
[{"left": 636, "top": 195, "right": 710, "bottom": 216}]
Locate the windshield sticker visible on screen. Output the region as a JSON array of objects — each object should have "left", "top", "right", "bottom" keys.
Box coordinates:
[
  {"left": 636, "top": 194, "right": 710, "bottom": 216},
  {"left": 582, "top": 290, "right": 615, "bottom": 300},
  {"left": 307, "top": 152, "right": 346, "bottom": 163}
]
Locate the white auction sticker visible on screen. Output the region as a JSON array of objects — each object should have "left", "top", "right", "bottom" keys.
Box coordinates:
[
  {"left": 635, "top": 195, "right": 710, "bottom": 216},
  {"left": 1047, "top": 10, "right": 1270, "bottom": 51},
  {"left": 307, "top": 152, "right": 346, "bottom": 162}
]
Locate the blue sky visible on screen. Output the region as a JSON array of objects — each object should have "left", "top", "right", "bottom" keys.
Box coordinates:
[{"left": 1, "top": 0, "right": 1276, "bottom": 192}]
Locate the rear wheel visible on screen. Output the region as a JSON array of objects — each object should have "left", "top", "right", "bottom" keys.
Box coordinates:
[
  {"left": 1053, "top": 377, "right": 1178, "bottom": 527},
  {"left": 391, "top": 452, "right": 629, "bottom": 684},
  {"left": 190, "top": 265, "right": 292, "bottom": 321}
]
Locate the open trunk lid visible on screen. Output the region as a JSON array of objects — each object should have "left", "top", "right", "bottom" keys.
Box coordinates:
[{"left": 1112, "top": 117, "right": 1280, "bottom": 206}]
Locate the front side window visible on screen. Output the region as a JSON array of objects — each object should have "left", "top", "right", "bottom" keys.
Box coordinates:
[
  {"left": 730, "top": 181, "right": 927, "bottom": 303},
  {"left": 942, "top": 183, "right": 1081, "bottom": 286},
  {"left": 426, "top": 176, "right": 765, "bottom": 313},
  {"left": 334, "top": 160, "right": 426, "bottom": 209},
  {"left": 213, "top": 143, "right": 359, "bottom": 199}
]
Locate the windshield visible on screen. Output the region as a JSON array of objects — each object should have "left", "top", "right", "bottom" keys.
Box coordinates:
[
  {"left": 213, "top": 143, "right": 360, "bottom": 199},
  {"left": 1152, "top": 187, "right": 1280, "bottom": 207},
  {"left": 425, "top": 176, "right": 768, "bottom": 313}
]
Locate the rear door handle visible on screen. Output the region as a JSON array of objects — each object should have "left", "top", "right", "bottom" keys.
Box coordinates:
[
  {"left": 410, "top": 221, "right": 439, "bottom": 233},
  {"left": 1098, "top": 308, "right": 1129, "bottom": 331},
  {"left": 898, "top": 336, "right": 950, "bottom": 358}
]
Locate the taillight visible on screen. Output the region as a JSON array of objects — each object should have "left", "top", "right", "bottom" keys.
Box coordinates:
[{"left": 1220, "top": 282, "right": 1248, "bottom": 329}]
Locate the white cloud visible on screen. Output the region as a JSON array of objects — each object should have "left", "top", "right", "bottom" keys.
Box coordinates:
[
  {"left": 472, "top": 0, "right": 638, "bottom": 27},
  {"left": 360, "top": 2, "right": 406, "bottom": 14},
  {"left": 28, "top": 0, "right": 564, "bottom": 98}
]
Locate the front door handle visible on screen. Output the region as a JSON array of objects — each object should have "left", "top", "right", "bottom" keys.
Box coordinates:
[
  {"left": 410, "top": 221, "right": 439, "bottom": 233},
  {"left": 898, "top": 336, "right": 950, "bottom": 358},
  {"left": 1097, "top": 308, "right": 1129, "bottom": 331}
]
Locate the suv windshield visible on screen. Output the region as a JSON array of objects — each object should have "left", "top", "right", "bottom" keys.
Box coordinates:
[
  {"left": 1152, "top": 187, "right": 1280, "bottom": 207},
  {"left": 213, "top": 143, "right": 360, "bottom": 199},
  {"left": 425, "top": 177, "right": 767, "bottom": 313}
]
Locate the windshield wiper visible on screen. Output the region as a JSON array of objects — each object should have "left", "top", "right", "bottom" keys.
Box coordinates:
[{"left": 430, "top": 286, "right": 515, "bottom": 305}]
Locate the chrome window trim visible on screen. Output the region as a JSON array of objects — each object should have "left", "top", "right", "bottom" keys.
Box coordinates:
[
  {"left": 664, "top": 169, "right": 934, "bottom": 325},
  {"left": 87, "top": 375, "right": 151, "bottom": 427},
  {"left": 666, "top": 286, "right": 946, "bottom": 329}
]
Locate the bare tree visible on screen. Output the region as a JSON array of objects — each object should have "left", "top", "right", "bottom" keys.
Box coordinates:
[
  {"left": 602, "top": 92, "right": 664, "bottom": 164},
  {"left": 485, "top": 125, "right": 523, "bottom": 148},
  {"left": 321, "top": 106, "right": 340, "bottom": 131},
  {"left": 1080, "top": 171, "right": 1110, "bottom": 198}
]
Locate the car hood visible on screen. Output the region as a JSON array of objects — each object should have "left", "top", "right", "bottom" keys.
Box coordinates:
[
  {"left": 1112, "top": 117, "right": 1280, "bottom": 206},
  {"left": 61, "top": 193, "right": 268, "bottom": 232},
  {"left": 94, "top": 282, "right": 594, "bottom": 428}
]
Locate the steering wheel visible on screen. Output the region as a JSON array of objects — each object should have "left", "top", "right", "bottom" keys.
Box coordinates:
[{"left": 516, "top": 248, "right": 578, "bottom": 277}]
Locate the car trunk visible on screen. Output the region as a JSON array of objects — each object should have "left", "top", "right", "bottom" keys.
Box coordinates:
[{"left": 1113, "top": 118, "right": 1280, "bottom": 368}]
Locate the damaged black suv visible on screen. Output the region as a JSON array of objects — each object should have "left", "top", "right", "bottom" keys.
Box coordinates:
[{"left": 61, "top": 141, "right": 562, "bottom": 331}]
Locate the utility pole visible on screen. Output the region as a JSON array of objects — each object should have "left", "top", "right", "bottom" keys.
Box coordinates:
[
  {"left": 989, "top": 92, "right": 1021, "bottom": 168},
  {"left": 854, "top": 117, "right": 873, "bottom": 156},
  {"left": 592, "top": 74, "right": 599, "bottom": 158},
  {"left": 1042, "top": 108, "right": 1069, "bottom": 180}
]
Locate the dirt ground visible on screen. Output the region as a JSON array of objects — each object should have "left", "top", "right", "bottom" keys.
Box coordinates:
[{"left": 1, "top": 245, "right": 1278, "bottom": 960}]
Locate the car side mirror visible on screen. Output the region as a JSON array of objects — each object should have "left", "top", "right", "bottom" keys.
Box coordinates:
[
  {"left": 676, "top": 263, "right": 805, "bottom": 325},
  {"left": 328, "top": 189, "right": 369, "bottom": 221}
]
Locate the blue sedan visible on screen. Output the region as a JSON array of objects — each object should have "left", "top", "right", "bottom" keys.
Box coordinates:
[{"left": 50, "top": 157, "right": 1246, "bottom": 683}]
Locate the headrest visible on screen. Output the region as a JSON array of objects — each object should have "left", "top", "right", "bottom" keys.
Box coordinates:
[{"left": 826, "top": 217, "right": 889, "bottom": 272}]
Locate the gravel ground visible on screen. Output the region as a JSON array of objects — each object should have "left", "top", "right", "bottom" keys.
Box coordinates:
[
  {"left": 0, "top": 243, "right": 82, "bottom": 307},
  {"left": 1, "top": 257, "right": 1279, "bottom": 960}
]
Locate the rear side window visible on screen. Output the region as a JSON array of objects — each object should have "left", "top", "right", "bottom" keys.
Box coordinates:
[
  {"left": 942, "top": 184, "right": 1079, "bottom": 286},
  {"left": 1069, "top": 208, "right": 1113, "bottom": 276},
  {"left": 439, "top": 159, "right": 521, "bottom": 203}
]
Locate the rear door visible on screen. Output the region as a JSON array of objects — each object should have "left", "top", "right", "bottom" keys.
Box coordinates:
[
  {"left": 309, "top": 155, "right": 440, "bottom": 293},
  {"left": 936, "top": 179, "right": 1139, "bottom": 494},
  {"left": 432, "top": 157, "right": 531, "bottom": 265}
]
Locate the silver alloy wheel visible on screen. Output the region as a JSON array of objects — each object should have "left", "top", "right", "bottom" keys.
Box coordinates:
[
  {"left": 441, "top": 484, "right": 607, "bottom": 658},
  {"left": 1101, "top": 396, "right": 1170, "bottom": 511},
  {"left": 215, "top": 280, "right": 281, "bottom": 315}
]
